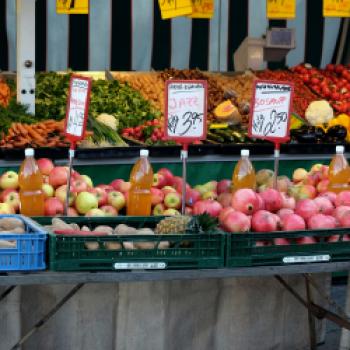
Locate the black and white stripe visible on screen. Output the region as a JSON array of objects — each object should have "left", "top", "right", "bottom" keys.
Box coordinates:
[{"left": 0, "top": 0, "right": 347, "bottom": 72}]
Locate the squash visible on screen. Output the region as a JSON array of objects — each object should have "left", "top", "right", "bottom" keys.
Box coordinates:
[
  {"left": 290, "top": 113, "right": 306, "bottom": 130},
  {"left": 214, "top": 100, "right": 241, "bottom": 124}
]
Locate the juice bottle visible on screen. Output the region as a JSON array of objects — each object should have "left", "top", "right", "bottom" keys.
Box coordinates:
[
  {"left": 18, "top": 148, "right": 45, "bottom": 216},
  {"left": 127, "top": 149, "right": 154, "bottom": 216},
  {"left": 232, "top": 149, "right": 256, "bottom": 191},
  {"left": 328, "top": 145, "right": 350, "bottom": 193}
]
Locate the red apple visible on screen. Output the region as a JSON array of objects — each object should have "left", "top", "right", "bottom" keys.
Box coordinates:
[
  {"left": 164, "top": 192, "right": 182, "bottom": 209},
  {"left": 44, "top": 197, "right": 64, "bottom": 216},
  {"left": 0, "top": 171, "right": 19, "bottom": 190},
  {"left": 49, "top": 167, "right": 68, "bottom": 188},
  {"left": 172, "top": 176, "right": 190, "bottom": 194},
  {"left": 110, "top": 179, "right": 124, "bottom": 191},
  {"left": 317, "top": 179, "right": 330, "bottom": 193},
  {"left": 100, "top": 205, "right": 118, "bottom": 216},
  {"left": 80, "top": 175, "right": 93, "bottom": 188},
  {"left": 185, "top": 207, "right": 193, "bottom": 215},
  {"left": 96, "top": 184, "right": 114, "bottom": 193},
  {"left": 37, "top": 158, "right": 54, "bottom": 176},
  {"left": 217, "top": 179, "right": 232, "bottom": 194},
  {"left": 71, "top": 178, "right": 89, "bottom": 193},
  {"left": 107, "top": 191, "right": 126, "bottom": 210},
  {"left": 67, "top": 207, "right": 78, "bottom": 216},
  {"left": 152, "top": 173, "right": 167, "bottom": 189},
  {"left": 90, "top": 187, "right": 108, "bottom": 206},
  {"left": 218, "top": 193, "right": 233, "bottom": 208},
  {"left": 157, "top": 168, "right": 174, "bottom": 186},
  {"left": 185, "top": 189, "right": 201, "bottom": 207},
  {"left": 3, "top": 190, "right": 20, "bottom": 212},
  {"left": 151, "top": 188, "right": 164, "bottom": 206},
  {"left": 119, "top": 181, "right": 131, "bottom": 193}
]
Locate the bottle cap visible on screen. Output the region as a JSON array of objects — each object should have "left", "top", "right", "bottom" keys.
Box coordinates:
[
  {"left": 241, "top": 149, "right": 249, "bottom": 157},
  {"left": 336, "top": 145, "right": 345, "bottom": 154},
  {"left": 140, "top": 149, "right": 149, "bottom": 157},
  {"left": 25, "top": 148, "right": 34, "bottom": 157}
]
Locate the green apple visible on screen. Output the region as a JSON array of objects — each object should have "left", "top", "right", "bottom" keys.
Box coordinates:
[
  {"left": 0, "top": 202, "right": 15, "bottom": 214},
  {"left": 0, "top": 171, "right": 19, "bottom": 190},
  {"left": 194, "top": 185, "right": 207, "bottom": 196},
  {"left": 85, "top": 208, "right": 105, "bottom": 217},
  {"left": 55, "top": 185, "right": 76, "bottom": 205},
  {"left": 75, "top": 191, "right": 98, "bottom": 214},
  {"left": 202, "top": 181, "right": 217, "bottom": 192},
  {"left": 163, "top": 208, "right": 180, "bottom": 216},
  {"left": 107, "top": 191, "right": 126, "bottom": 210},
  {"left": 42, "top": 183, "right": 54, "bottom": 198},
  {"left": 80, "top": 175, "right": 94, "bottom": 188}
]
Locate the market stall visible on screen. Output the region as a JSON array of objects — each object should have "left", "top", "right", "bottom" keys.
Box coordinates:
[{"left": 1, "top": 1, "right": 350, "bottom": 350}]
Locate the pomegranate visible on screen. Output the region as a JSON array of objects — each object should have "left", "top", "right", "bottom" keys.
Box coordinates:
[
  {"left": 274, "top": 238, "right": 290, "bottom": 246},
  {"left": 313, "top": 197, "right": 334, "bottom": 215},
  {"left": 252, "top": 210, "right": 278, "bottom": 232},
  {"left": 334, "top": 206, "right": 350, "bottom": 221},
  {"left": 277, "top": 208, "right": 294, "bottom": 220},
  {"left": 320, "top": 191, "right": 337, "bottom": 204},
  {"left": 217, "top": 193, "right": 232, "bottom": 208},
  {"left": 295, "top": 199, "right": 318, "bottom": 220},
  {"left": 222, "top": 211, "right": 251, "bottom": 233},
  {"left": 193, "top": 199, "right": 222, "bottom": 217},
  {"left": 340, "top": 211, "right": 350, "bottom": 228},
  {"left": 281, "top": 193, "right": 296, "bottom": 210},
  {"left": 256, "top": 193, "right": 265, "bottom": 210},
  {"left": 282, "top": 214, "right": 306, "bottom": 231},
  {"left": 335, "top": 191, "right": 350, "bottom": 207},
  {"left": 232, "top": 189, "right": 259, "bottom": 215},
  {"left": 298, "top": 236, "right": 317, "bottom": 245},
  {"left": 259, "top": 189, "right": 283, "bottom": 212},
  {"left": 219, "top": 207, "right": 235, "bottom": 224},
  {"left": 307, "top": 214, "right": 337, "bottom": 230}
]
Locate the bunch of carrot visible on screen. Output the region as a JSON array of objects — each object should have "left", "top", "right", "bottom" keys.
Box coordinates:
[
  {"left": 0, "top": 80, "right": 11, "bottom": 108},
  {"left": 0, "top": 120, "right": 72, "bottom": 149}
]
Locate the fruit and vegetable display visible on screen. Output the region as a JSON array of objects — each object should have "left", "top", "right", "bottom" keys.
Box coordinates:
[
  {"left": 1, "top": 64, "right": 350, "bottom": 150},
  {"left": 1, "top": 156, "right": 350, "bottom": 243}
]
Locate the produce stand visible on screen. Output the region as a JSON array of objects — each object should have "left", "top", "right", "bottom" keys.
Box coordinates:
[{"left": 1, "top": 2, "right": 350, "bottom": 350}]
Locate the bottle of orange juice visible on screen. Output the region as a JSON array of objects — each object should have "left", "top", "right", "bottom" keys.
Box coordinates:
[
  {"left": 232, "top": 149, "right": 256, "bottom": 191},
  {"left": 19, "top": 148, "right": 45, "bottom": 216},
  {"left": 328, "top": 145, "right": 350, "bottom": 193},
  {"left": 127, "top": 149, "right": 154, "bottom": 216}
]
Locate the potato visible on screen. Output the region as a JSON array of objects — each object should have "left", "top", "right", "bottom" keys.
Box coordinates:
[
  {"left": 0, "top": 240, "right": 16, "bottom": 248},
  {"left": 114, "top": 224, "right": 137, "bottom": 235},
  {"left": 104, "top": 241, "right": 122, "bottom": 250},
  {"left": 84, "top": 242, "right": 99, "bottom": 250},
  {"left": 0, "top": 218, "right": 25, "bottom": 231},
  {"left": 134, "top": 228, "right": 155, "bottom": 249},
  {"left": 52, "top": 218, "right": 73, "bottom": 231},
  {"left": 94, "top": 225, "right": 113, "bottom": 235},
  {"left": 158, "top": 241, "right": 170, "bottom": 249}
]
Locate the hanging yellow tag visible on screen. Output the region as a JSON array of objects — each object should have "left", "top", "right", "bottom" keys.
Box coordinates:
[
  {"left": 56, "top": 0, "right": 89, "bottom": 15},
  {"left": 158, "top": 0, "right": 193, "bottom": 19},
  {"left": 267, "top": 0, "right": 296, "bottom": 19},
  {"left": 323, "top": 0, "right": 350, "bottom": 17},
  {"left": 190, "top": 0, "right": 215, "bottom": 19}
]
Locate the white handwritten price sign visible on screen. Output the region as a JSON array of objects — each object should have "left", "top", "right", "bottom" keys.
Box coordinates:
[
  {"left": 165, "top": 80, "right": 207, "bottom": 142},
  {"left": 248, "top": 80, "right": 294, "bottom": 143},
  {"left": 64, "top": 75, "right": 92, "bottom": 144}
]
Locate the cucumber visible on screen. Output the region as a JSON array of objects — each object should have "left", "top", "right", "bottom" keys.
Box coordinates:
[{"left": 207, "top": 131, "right": 224, "bottom": 143}]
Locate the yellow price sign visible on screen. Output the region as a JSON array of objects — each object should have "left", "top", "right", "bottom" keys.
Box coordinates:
[
  {"left": 56, "top": 0, "right": 89, "bottom": 15},
  {"left": 190, "top": 0, "right": 215, "bottom": 19},
  {"left": 323, "top": 0, "right": 350, "bottom": 17},
  {"left": 267, "top": 0, "right": 296, "bottom": 19},
  {"left": 158, "top": 0, "right": 193, "bottom": 19}
]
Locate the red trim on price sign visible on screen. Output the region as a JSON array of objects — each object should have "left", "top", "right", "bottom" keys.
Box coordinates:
[
  {"left": 164, "top": 79, "right": 207, "bottom": 144},
  {"left": 64, "top": 74, "right": 92, "bottom": 145},
  {"left": 248, "top": 79, "right": 294, "bottom": 144}
]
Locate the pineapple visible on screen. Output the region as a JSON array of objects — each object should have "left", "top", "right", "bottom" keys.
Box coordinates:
[{"left": 155, "top": 214, "right": 218, "bottom": 235}]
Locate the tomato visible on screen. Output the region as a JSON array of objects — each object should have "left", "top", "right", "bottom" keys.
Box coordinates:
[
  {"left": 326, "top": 64, "right": 335, "bottom": 72},
  {"left": 322, "top": 87, "right": 331, "bottom": 97},
  {"left": 311, "top": 77, "right": 320, "bottom": 85},
  {"left": 335, "top": 64, "right": 344, "bottom": 74},
  {"left": 302, "top": 74, "right": 310, "bottom": 83},
  {"left": 331, "top": 92, "right": 340, "bottom": 100}
]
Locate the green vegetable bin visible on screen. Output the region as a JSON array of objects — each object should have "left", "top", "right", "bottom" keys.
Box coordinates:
[
  {"left": 226, "top": 228, "right": 350, "bottom": 267},
  {"left": 35, "top": 216, "right": 225, "bottom": 271}
]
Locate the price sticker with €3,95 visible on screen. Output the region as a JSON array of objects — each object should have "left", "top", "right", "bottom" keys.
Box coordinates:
[
  {"left": 165, "top": 80, "right": 207, "bottom": 143},
  {"left": 64, "top": 75, "right": 92, "bottom": 145}
]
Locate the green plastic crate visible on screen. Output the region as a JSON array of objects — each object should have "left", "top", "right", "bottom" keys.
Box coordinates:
[
  {"left": 35, "top": 216, "right": 225, "bottom": 271},
  {"left": 226, "top": 228, "right": 350, "bottom": 267}
]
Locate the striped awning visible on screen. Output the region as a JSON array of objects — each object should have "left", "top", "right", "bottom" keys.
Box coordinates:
[{"left": 0, "top": 0, "right": 347, "bottom": 72}]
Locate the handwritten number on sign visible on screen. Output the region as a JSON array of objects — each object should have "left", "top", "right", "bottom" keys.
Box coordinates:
[{"left": 252, "top": 109, "right": 288, "bottom": 137}]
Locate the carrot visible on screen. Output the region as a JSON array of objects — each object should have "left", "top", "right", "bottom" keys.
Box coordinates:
[
  {"left": 8, "top": 129, "right": 15, "bottom": 138},
  {"left": 16, "top": 123, "right": 28, "bottom": 136},
  {"left": 25, "top": 125, "right": 45, "bottom": 143}
]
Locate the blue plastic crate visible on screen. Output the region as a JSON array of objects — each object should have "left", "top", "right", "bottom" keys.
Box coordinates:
[{"left": 0, "top": 215, "right": 47, "bottom": 271}]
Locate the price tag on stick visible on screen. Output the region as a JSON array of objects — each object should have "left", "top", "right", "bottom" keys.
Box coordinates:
[
  {"left": 323, "top": 0, "right": 350, "bottom": 17},
  {"left": 165, "top": 80, "right": 207, "bottom": 214},
  {"left": 64, "top": 75, "right": 92, "bottom": 215},
  {"left": 249, "top": 80, "right": 294, "bottom": 188}
]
